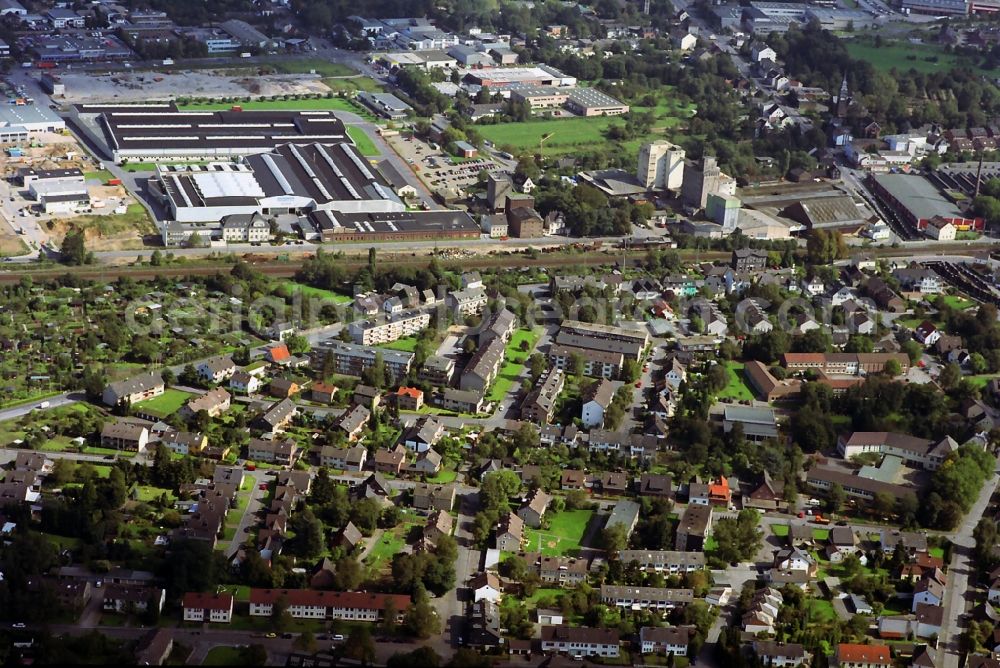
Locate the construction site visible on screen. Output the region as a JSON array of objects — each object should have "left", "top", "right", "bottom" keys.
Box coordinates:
[{"left": 0, "top": 131, "right": 152, "bottom": 256}]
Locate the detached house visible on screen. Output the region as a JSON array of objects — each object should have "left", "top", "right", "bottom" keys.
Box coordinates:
[
  {"left": 196, "top": 355, "right": 236, "bottom": 384},
  {"left": 517, "top": 489, "right": 551, "bottom": 528},
  {"left": 101, "top": 421, "right": 149, "bottom": 453},
  {"left": 102, "top": 372, "right": 164, "bottom": 406}
]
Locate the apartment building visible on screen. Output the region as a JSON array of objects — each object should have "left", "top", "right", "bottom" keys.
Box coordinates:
[
  {"left": 312, "top": 340, "right": 414, "bottom": 380},
  {"left": 521, "top": 369, "right": 565, "bottom": 424},
  {"left": 348, "top": 309, "right": 431, "bottom": 345}
]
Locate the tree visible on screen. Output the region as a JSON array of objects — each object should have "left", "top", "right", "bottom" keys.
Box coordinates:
[
  {"left": 362, "top": 351, "right": 387, "bottom": 388},
  {"left": 331, "top": 556, "right": 363, "bottom": 590},
  {"left": 239, "top": 645, "right": 268, "bottom": 666},
  {"left": 479, "top": 470, "right": 521, "bottom": 510},
  {"left": 61, "top": 229, "right": 91, "bottom": 265},
  {"left": 388, "top": 647, "right": 441, "bottom": 668},
  {"left": 711, "top": 510, "right": 762, "bottom": 564},
  {"left": 270, "top": 596, "right": 292, "bottom": 631},
  {"left": 294, "top": 631, "right": 317, "bottom": 653},
  {"left": 403, "top": 585, "right": 441, "bottom": 639},
  {"left": 939, "top": 362, "right": 961, "bottom": 390},
  {"left": 344, "top": 626, "right": 376, "bottom": 665},
  {"left": 289, "top": 508, "right": 324, "bottom": 558},
  {"left": 884, "top": 358, "right": 902, "bottom": 377},
  {"left": 827, "top": 483, "right": 846, "bottom": 513},
  {"left": 973, "top": 518, "right": 1000, "bottom": 571},
  {"left": 601, "top": 522, "right": 629, "bottom": 552}
]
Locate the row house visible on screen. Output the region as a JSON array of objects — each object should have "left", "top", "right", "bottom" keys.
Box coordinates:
[
  {"left": 182, "top": 592, "right": 234, "bottom": 623},
  {"left": 600, "top": 585, "right": 694, "bottom": 611},
  {"left": 248, "top": 589, "right": 411, "bottom": 622},
  {"left": 617, "top": 550, "right": 706, "bottom": 574}
]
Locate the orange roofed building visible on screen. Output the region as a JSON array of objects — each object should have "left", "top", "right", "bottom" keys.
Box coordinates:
[
  {"left": 708, "top": 476, "right": 731, "bottom": 507},
  {"left": 834, "top": 643, "right": 892, "bottom": 668},
  {"left": 266, "top": 344, "right": 291, "bottom": 365},
  {"left": 394, "top": 386, "right": 424, "bottom": 410}
]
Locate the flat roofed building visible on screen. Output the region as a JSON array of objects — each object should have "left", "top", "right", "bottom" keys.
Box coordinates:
[
  {"left": 463, "top": 65, "right": 577, "bottom": 89},
  {"left": 723, "top": 404, "right": 779, "bottom": 441},
  {"left": 86, "top": 104, "right": 351, "bottom": 162},
  {"left": 357, "top": 91, "right": 412, "bottom": 119},
  {"left": 311, "top": 339, "right": 414, "bottom": 381},
  {"left": 869, "top": 173, "right": 983, "bottom": 232},
  {"left": 309, "top": 209, "right": 481, "bottom": 243},
  {"left": 565, "top": 87, "right": 630, "bottom": 116},
  {"left": 0, "top": 104, "right": 66, "bottom": 133},
  {"left": 159, "top": 142, "right": 404, "bottom": 223}
]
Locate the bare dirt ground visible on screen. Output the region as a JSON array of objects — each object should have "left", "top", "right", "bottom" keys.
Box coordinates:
[
  {"left": 57, "top": 70, "right": 332, "bottom": 104},
  {"left": 0, "top": 131, "right": 150, "bottom": 251}
]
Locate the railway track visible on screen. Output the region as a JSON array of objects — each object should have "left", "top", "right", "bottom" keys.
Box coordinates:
[{"left": 0, "top": 242, "right": 996, "bottom": 285}]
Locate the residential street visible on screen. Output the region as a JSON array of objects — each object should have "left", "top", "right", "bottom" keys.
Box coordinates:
[{"left": 937, "top": 463, "right": 1000, "bottom": 668}]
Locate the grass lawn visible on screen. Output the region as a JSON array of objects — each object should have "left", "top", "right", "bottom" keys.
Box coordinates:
[
  {"left": 425, "top": 469, "right": 458, "bottom": 484},
  {"left": 523, "top": 587, "right": 563, "bottom": 608},
  {"left": 40, "top": 438, "right": 73, "bottom": 452},
  {"left": 177, "top": 97, "right": 367, "bottom": 114},
  {"left": 771, "top": 524, "right": 789, "bottom": 537},
  {"left": 845, "top": 39, "right": 993, "bottom": 75},
  {"left": 134, "top": 485, "right": 176, "bottom": 503},
  {"left": 218, "top": 585, "right": 251, "bottom": 601},
  {"left": 523, "top": 509, "right": 593, "bottom": 557},
  {"left": 41, "top": 533, "right": 81, "bottom": 551},
  {"left": 703, "top": 536, "right": 718, "bottom": 552},
  {"left": 380, "top": 337, "right": 418, "bottom": 352},
  {"left": 259, "top": 58, "right": 355, "bottom": 77},
  {"left": 940, "top": 295, "right": 976, "bottom": 310},
  {"left": 84, "top": 169, "right": 115, "bottom": 183},
  {"left": 91, "top": 465, "right": 113, "bottom": 478},
  {"left": 347, "top": 126, "right": 379, "bottom": 157},
  {"left": 365, "top": 530, "right": 407, "bottom": 568},
  {"left": 812, "top": 529, "right": 830, "bottom": 542},
  {"left": 486, "top": 360, "right": 523, "bottom": 403},
  {"left": 323, "top": 76, "right": 384, "bottom": 93},
  {"left": 476, "top": 87, "right": 694, "bottom": 158},
  {"left": 968, "top": 374, "right": 1000, "bottom": 389},
  {"left": 929, "top": 547, "right": 945, "bottom": 559},
  {"left": 717, "top": 361, "right": 755, "bottom": 402},
  {"left": 808, "top": 598, "right": 837, "bottom": 623},
  {"left": 507, "top": 328, "right": 541, "bottom": 364},
  {"left": 203, "top": 646, "right": 244, "bottom": 666},
  {"left": 82, "top": 446, "right": 135, "bottom": 458},
  {"left": 0, "top": 234, "right": 27, "bottom": 258},
  {"left": 133, "top": 388, "right": 195, "bottom": 418},
  {"left": 279, "top": 280, "right": 352, "bottom": 304}
]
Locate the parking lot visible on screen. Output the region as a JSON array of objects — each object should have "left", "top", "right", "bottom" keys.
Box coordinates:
[{"left": 387, "top": 133, "right": 509, "bottom": 192}]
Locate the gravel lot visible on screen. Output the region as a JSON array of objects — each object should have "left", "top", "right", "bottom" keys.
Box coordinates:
[{"left": 58, "top": 70, "right": 331, "bottom": 103}]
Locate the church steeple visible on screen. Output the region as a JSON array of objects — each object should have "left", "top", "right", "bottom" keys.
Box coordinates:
[{"left": 836, "top": 73, "right": 850, "bottom": 119}]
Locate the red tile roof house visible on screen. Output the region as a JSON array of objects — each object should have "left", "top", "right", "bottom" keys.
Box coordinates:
[
  {"left": 393, "top": 386, "right": 424, "bottom": 410},
  {"left": 266, "top": 343, "right": 292, "bottom": 365},
  {"left": 834, "top": 643, "right": 892, "bottom": 668},
  {"left": 248, "top": 589, "right": 410, "bottom": 622},
  {"left": 182, "top": 592, "right": 234, "bottom": 623}
]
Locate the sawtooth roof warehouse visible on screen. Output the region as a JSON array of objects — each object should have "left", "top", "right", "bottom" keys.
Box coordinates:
[
  {"left": 155, "top": 142, "right": 405, "bottom": 222},
  {"left": 77, "top": 102, "right": 352, "bottom": 162}
]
